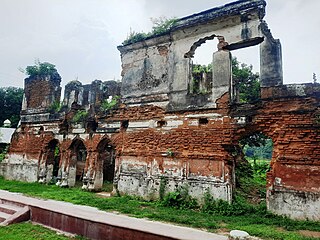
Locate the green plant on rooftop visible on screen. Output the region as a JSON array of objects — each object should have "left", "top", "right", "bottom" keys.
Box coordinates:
[
  {"left": 20, "top": 59, "right": 58, "bottom": 78},
  {"left": 122, "top": 17, "right": 178, "bottom": 45}
]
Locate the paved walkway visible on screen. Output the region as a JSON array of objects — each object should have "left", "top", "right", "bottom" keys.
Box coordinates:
[{"left": 0, "top": 190, "right": 228, "bottom": 240}]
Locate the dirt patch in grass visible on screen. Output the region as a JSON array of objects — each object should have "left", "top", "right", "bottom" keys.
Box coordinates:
[
  {"left": 299, "top": 230, "right": 320, "bottom": 238},
  {"left": 216, "top": 228, "right": 229, "bottom": 236}
]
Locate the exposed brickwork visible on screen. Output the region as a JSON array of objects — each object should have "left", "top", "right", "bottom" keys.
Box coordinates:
[
  {"left": 24, "top": 75, "right": 61, "bottom": 112},
  {"left": 6, "top": 90, "right": 320, "bottom": 193}
]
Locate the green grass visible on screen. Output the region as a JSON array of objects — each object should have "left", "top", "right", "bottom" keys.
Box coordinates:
[
  {"left": 0, "top": 222, "right": 83, "bottom": 240},
  {"left": 0, "top": 177, "right": 319, "bottom": 240}
]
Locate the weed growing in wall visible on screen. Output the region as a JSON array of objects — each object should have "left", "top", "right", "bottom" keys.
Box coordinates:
[
  {"left": 48, "top": 100, "right": 63, "bottom": 113},
  {"left": 100, "top": 96, "right": 119, "bottom": 111},
  {"left": 166, "top": 148, "right": 174, "bottom": 157},
  {"left": 72, "top": 110, "right": 88, "bottom": 123}
]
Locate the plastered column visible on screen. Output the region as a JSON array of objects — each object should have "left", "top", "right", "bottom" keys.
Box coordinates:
[{"left": 212, "top": 50, "right": 232, "bottom": 107}]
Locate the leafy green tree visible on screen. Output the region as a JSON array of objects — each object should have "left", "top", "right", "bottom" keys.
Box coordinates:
[
  {"left": 232, "top": 57, "right": 260, "bottom": 103},
  {"left": 0, "top": 87, "right": 23, "bottom": 127}
]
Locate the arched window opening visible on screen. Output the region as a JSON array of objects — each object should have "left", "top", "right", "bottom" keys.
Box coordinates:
[
  {"left": 97, "top": 139, "right": 115, "bottom": 191},
  {"left": 236, "top": 132, "right": 273, "bottom": 204},
  {"left": 188, "top": 38, "right": 219, "bottom": 95}
]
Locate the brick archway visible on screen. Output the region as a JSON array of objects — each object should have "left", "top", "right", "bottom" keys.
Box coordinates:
[
  {"left": 45, "top": 139, "right": 60, "bottom": 178},
  {"left": 38, "top": 139, "right": 61, "bottom": 183},
  {"left": 96, "top": 138, "right": 115, "bottom": 183},
  {"left": 69, "top": 138, "right": 87, "bottom": 184}
]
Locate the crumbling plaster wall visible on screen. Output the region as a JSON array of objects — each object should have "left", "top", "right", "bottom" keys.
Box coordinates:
[{"left": 118, "top": 0, "right": 267, "bottom": 109}]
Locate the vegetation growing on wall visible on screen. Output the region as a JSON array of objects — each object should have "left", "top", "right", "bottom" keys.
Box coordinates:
[
  {"left": 162, "top": 185, "right": 198, "bottom": 210},
  {"left": 48, "top": 100, "right": 63, "bottom": 113},
  {"left": 100, "top": 96, "right": 119, "bottom": 111},
  {"left": 122, "top": 17, "right": 178, "bottom": 45},
  {"left": 72, "top": 110, "right": 88, "bottom": 123},
  {"left": 21, "top": 60, "right": 58, "bottom": 78}
]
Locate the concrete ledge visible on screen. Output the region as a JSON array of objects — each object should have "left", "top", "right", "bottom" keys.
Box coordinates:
[{"left": 0, "top": 190, "right": 227, "bottom": 240}]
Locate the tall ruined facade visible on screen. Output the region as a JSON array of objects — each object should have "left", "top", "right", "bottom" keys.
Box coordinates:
[{"left": 0, "top": 0, "right": 319, "bottom": 220}]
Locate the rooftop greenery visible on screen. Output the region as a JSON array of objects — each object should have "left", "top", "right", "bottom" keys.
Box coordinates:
[
  {"left": 21, "top": 60, "right": 58, "bottom": 78},
  {"left": 122, "top": 17, "right": 178, "bottom": 45}
]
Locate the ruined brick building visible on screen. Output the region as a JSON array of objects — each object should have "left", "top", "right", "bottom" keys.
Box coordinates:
[{"left": 0, "top": 0, "right": 319, "bottom": 220}]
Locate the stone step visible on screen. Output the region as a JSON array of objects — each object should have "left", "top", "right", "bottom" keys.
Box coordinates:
[
  {"left": 0, "top": 203, "right": 23, "bottom": 215},
  {"left": 0, "top": 211, "right": 12, "bottom": 222},
  {"left": 0, "top": 199, "right": 26, "bottom": 208},
  {"left": 0, "top": 199, "right": 30, "bottom": 226}
]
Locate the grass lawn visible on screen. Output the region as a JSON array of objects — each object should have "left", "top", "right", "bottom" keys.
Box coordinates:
[
  {"left": 0, "top": 177, "right": 319, "bottom": 240},
  {"left": 0, "top": 222, "right": 83, "bottom": 240}
]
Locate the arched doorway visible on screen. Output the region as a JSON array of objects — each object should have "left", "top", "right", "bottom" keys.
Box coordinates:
[
  {"left": 69, "top": 139, "right": 87, "bottom": 185},
  {"left": 97, "top": 139, "right": 115, "bottom": 190},
  {"left": 44, "top": 139, "right": 60, "bottom": 181}
]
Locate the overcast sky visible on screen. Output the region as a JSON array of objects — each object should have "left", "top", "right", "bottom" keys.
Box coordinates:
[{"left": 0, "top": 0, "right": 319, "bottom": 88}]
